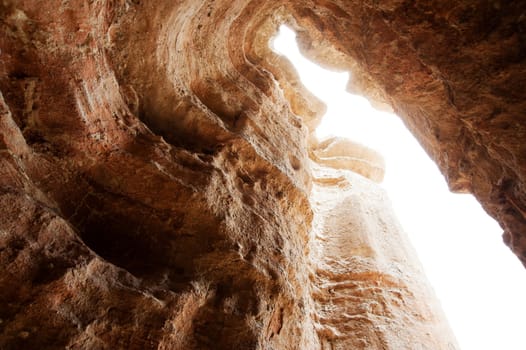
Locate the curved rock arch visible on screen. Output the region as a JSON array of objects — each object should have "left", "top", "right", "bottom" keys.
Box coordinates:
[{"left": 1, "top": 1, "right": 524, "bottom": 348}]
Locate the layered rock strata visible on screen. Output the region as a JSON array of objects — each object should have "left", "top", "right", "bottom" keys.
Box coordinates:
[
  {"left": 309, "top": 140, "right": 457, "bottom": 349},
  {"left": 1, "top": 0, "right": 524, "bottom": 348}
]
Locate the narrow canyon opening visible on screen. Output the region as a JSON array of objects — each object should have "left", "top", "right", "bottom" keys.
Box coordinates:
[
  {"left": 272, "top": 25, "right": 526, "bottom": 350},
  {"left": 2, "top": 2, "right": 526, "bottom": 349}
]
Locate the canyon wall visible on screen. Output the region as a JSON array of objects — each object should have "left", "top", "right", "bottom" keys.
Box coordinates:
[{"left": 1, "top": 0, "right": 524, "bottom": 349}]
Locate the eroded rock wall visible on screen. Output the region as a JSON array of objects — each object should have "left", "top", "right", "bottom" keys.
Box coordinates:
[
  {"left": 284, "top": 0, "right": 526, "bottom": 264},
  {"left": 0, "top": 0, "right": 524, "bottom": 349},
  {"left": 308, "top": 139, "right": 456, "bottom": 349},
  {"left": 1, "top": 1, "right": 316, "bottom": 348}
]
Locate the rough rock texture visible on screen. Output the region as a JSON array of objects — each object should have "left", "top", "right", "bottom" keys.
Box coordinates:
[
  {"left": 285, "top": 1, "right": 526, "bottom": 263},
  {"left": 309, "top": 163, "right": 456, "bottom": 349},
  {"left": 0, "top": 0, "right": 524, "bottom": 349}
]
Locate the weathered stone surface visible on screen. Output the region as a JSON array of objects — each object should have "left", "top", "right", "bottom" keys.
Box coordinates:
[
  {"left": 311, "top": 137, "right": 385, "bottom": 183},
  {"left": 286, "top": 1, "right": 526, "bottom": 264},
  {"left": 0, "top": 0, "right": 524, "bottom": 348},
  {"left": 309, "top": 163, "right": 456, "bottom": 349}
]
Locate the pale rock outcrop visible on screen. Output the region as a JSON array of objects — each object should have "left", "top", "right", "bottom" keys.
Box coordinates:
[
  {"left": 309, "top": 138, "right": 456, "bottom": 349},
  {"left": 311, "top": 137, "right": 386, "bottom": 183}
]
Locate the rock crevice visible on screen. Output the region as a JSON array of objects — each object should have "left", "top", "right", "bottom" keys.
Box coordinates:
[{"left": 1, "top": 0, "right": 525, "bottom": 348}]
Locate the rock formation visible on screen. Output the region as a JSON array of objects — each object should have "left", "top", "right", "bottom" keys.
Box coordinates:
[
  {"left": 309, "top": 143, "right": 456, "bottom": 349},
  {"left": 1, "top": 0, "right": 524, "bottom": 348}
]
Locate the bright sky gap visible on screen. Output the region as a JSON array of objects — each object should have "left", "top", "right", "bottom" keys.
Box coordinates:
[{"left": 272, "top": 25, "right": 526, "bottom": 350}]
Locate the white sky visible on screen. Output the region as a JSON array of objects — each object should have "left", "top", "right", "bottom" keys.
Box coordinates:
[{"left": 273, "top": 25, "right": 526, "bottom": 350}]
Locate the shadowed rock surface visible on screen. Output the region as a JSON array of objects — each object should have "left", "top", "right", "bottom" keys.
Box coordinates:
[{"left": 1, "top": 0, "right": 524, "bottom": 349}]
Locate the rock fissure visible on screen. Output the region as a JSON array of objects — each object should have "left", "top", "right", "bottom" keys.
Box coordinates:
[{"left": 1, "top": 0, "right": 525, "bottom": 349}]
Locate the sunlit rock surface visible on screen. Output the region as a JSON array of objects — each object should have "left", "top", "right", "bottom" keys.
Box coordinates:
[
  {"left": 311, "top": 137, "right": 385, "bottom": 183},
  {"left": 1, "top": 0, "right": 524, "bottom": 348},
  {"left": 309, "top": 163, "right": 456, "bottom": 349}
]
